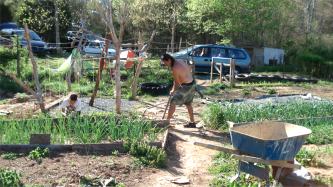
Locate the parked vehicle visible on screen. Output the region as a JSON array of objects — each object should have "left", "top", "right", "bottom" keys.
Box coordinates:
[
  {"left": 82, "top": 40, "right": 116, "bottom": 57},
  {"left": 0, "top": 28, "right": 48, "bottom": 55},
  {"left": 0, "top": 22, "right": 19, "bottom": 31},
  {"left": 172, "top": 44, "right": 251, "bottom": 73}
]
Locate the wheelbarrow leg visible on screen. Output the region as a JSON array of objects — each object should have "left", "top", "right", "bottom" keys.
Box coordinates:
[
  {"left": 230, "top": 161, "right": 241, "bottom": 183},
  {"left": 272, "top": 167, "right": 282, "bottom": 187}
]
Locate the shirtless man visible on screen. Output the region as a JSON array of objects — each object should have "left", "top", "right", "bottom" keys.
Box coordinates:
[{"left": 161, "top": 54, "right": 196, "bottom": 128}]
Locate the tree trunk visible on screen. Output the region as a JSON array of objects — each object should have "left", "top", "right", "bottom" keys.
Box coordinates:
[
  {"left": 24, "top": 24, "right": 46, "bottom": 113},
  {"left": 170, "top": 12, "right": 176, "bottom": 53},
  {"left": 89, "top": 34, "right": 111, "bottom": 106},
  {"left": 114, "top": 42, "right": 121, "bottom": 114},
  {"left": 0, "top": 70, "right": 35, "bottom": 95},
  {"left": 55, "top": 1, "right": 61, "bottom": 55},
  {"left": 130, "top": 30, "right": 156, "bottom": 99}
]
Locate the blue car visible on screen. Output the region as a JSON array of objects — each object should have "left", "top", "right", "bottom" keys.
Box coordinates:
[
  {"left": 1, "top": 28, "right": 48, "bottom": 55},
  {"left": 172, "top": 44, "right": 251, "bottom": 74},
  {"left": 0, "top": 22, "right": 19, "bottom": 30}
]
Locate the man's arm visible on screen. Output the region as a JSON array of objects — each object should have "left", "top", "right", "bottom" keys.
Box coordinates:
[{"left": 170, "top": 69, "right": 181, "bottom": 94}]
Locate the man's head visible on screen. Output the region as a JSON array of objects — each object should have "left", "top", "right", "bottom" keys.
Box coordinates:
[
  {"left": 161, "top": 53, "right": 175, "bottom": 68},
  {"left": 69, "top": 94, "right": 78, "bottom": 106}
]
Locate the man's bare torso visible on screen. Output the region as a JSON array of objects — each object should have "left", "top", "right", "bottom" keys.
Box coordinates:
[{"left": 172, "top": 59, "right": 193, "bottom": 85}]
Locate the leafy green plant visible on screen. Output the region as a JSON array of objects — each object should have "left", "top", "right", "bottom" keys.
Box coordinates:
[
  {"left": 0, "top": 168, "right": 21, "bottom": 187},
  {"left": 267, "top": 88, "right": 277, "bottom": 95},
  {"left": 15, "top": 93, "right": 29, "bottom": 103},
  {"left": 1, "top": 153, "right": 20, "bottom": 160},
  {"left": 124, "top": 140, "right": 166, "bottom": 168},
  {"left": 296, "top": 149, "right": 318, "bottom": 167},
  {"left": 242, "top": 88, "right": 251, "bottom": 96},
  {"left": 28, "top": 147, "right": 49, "bottom": 163},
  {"left": 201, "top": 104, "right": 226, "bottom": 130}
]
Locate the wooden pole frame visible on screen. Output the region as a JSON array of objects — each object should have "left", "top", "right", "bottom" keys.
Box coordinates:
[
  {"left": 24, "top": 24, "right": 46, "bottom": 113},
  {"left": 89, "top": 33, "right": 112, "bottom": 106}
]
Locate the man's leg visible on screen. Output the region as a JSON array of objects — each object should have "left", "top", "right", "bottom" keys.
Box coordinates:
[
  {"left": 167, "top": 103, "right": 176, "bottom": 120},
  {"left": 185, "top": 103, "right": 195, "bottom": 123}
]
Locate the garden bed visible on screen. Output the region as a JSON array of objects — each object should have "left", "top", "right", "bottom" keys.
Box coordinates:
[{"left": 0, "top": 115, "right": 170, "bottom": 153}]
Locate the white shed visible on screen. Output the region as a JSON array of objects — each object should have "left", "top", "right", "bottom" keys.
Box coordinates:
[{"left": 246, "top": 47, "right": 285, "bottom": 66}]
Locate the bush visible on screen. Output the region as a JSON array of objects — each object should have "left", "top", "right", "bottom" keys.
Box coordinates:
[
  {"left": 201, "top": 104, "right": 227, "bottom": 130},
  {"left": 124, "top": 141, "right": 166, "bottom": 168}
]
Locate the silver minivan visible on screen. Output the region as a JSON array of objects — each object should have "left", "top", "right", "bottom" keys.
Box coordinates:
[{"left": 172, "top": 44, "right": 251, "bottom": 73}]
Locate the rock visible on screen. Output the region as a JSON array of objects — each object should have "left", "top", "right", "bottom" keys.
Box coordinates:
[{"left": 170, "top": 176, "right": 190, "bottom": 184}]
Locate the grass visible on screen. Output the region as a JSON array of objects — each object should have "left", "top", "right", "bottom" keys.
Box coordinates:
[
  {"left": 202, "top": 100, "right": 333, "bottom": 144},
  {"left": 209, "top": 152, "right": 264, "bottom": 187},
  {"left": 0, "top": 115, "right": 163, "bottom": 144},
  {"left": 202, "top": 82, "right": 226, "bottom": 95}
]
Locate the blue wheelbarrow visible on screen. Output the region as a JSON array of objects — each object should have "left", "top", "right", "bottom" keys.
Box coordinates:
[{"left": 195, "top": 121, "right": 311, "bottom": 186}]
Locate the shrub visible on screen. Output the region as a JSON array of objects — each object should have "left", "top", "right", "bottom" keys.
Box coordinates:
[
  {"left": 201, "top": 104, "right": 227, "bottom": 130},
  {"left": 124, "top": 141, "right": 166, "bottom": 168}
]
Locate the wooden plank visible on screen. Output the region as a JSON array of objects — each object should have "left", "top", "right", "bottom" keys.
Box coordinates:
[
  {"left": 0, "top": 144, "right": 72, "bottom": 153},
  {"left": 210, "top": 61, "right": 214, "bottom": 83},
  {"left": 194, "top": 142, "right": 239, "bottom": 154},
  {"left": 44, "top": 94, "right": 70, "bottom": 111},
  {"left": 30, "top": 134, "right": 51, "bottom": 145},
  {"left": 219, "top": 63, "right": 223, "bottom": 82},
  {"left": 232, "top": 154, "right": 301, "bottom": 169}
]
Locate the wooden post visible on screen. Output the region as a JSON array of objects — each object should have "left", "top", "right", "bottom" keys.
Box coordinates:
[
  {"left": 24, "top": 24, "right": 46, "bottom": 113},
  {"left": 179, "top": 37, "right": 182, "bottom": 51},
  {"left": 130, "top": 30, "right": 156, "bottom": 99},
  {"left": 230, "top": 59, "right": 235, "bottom": 87},
  {"left": 54, "top": 1, "right": 61, "bottom": 55},
  {"left": 89, "top": 34, "right": 111, "bottom": 106},
  {"left": 0, "top": 70, "right": 36, "bottom": 95},
  {"left": 16, "top": 36, "right": 20, "bottom": 77},
  {"left": 210, "top": 60, "right": 214, "bottom": 83},
  {"left": 219, "top": 63, "right": 223, "bottom": 83}
]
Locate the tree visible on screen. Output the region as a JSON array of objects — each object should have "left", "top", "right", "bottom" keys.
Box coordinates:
[
  {"left": 15, "top": 0, "right": 73, "bottom": 42},
  {"left": 94, "top": 0, "right": 131, "bottom": 114}
]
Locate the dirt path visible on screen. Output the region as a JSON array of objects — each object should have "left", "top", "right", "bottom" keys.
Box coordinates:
[
  {"left": 140, "top": 125, "right": 228, "bottom": 187},
  {"left": 136, "top": 95, "right": 229, "bottom": 187}
]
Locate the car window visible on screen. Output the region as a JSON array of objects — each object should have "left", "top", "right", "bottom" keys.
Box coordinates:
[
  {"left": 13, "top": 31, "right": 41, "bottom": 41},
  {"left": 192, "top": 47, "right": 210, "bottom": 57},
  {"left": 228, "top": 49, "right": 246, "bottom": 59},
  {"left": 88, "top": 42, "right": 100, "bottom": 48},
  {"left": 211, "top": 47, "right": 227, "bottom": 57}
]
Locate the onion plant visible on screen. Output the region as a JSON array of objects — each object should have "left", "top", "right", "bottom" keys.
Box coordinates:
[{"left": 0, "top": 115, "right": 161, "bottom": 144}]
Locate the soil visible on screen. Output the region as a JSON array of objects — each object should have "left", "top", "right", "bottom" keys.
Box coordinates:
[
  {"left": 0, "top": 93, "right": 60, "bottom": 119},
  {"left": 0, "top": 153, "right": 159, "bottom": 186}
]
